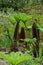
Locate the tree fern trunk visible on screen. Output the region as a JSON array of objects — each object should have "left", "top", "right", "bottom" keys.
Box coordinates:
[
  {"left": 32, "top": 19, "right": 40, "bottom": 57},
  {"left": 10, "top": 22, "right": 19, "bottom": 52}
]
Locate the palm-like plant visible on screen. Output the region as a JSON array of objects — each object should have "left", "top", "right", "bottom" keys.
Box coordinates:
[{"left": 6, "top": 13, "right": 32, "bottom": 52}]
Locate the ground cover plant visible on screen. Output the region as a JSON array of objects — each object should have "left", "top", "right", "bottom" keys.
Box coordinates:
[{"left": 0, "top": 52, "right": 32, "bottom": 65}]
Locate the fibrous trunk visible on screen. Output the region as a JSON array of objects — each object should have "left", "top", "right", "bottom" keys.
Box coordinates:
[{"left": 32, "top": 20, "right": 40, "bottom": 57}]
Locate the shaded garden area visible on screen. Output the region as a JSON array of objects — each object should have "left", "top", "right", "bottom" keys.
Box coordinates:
[{"left": 0, "top": 0, "right": 43, "bottom": 65}]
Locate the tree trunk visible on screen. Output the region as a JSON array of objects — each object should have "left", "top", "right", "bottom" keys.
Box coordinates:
[{"left": 32, "top": 19, "right": 40, "bottom": 57}]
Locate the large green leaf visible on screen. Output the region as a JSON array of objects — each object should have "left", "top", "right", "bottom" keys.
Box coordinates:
[
  {"left": 37, "top": 23, "right": 43, "bottom": 31},
  {"left": 6, "top": 16, "right": 16, "bottom": 25},
  {"left": 0, "top": 52, "right": 32, "bottom": 65},
  {"left": 20, "top": 38, "right": 36, "bottom": 43},
  {"left": 14, "top": 13, "right": 32, "bottom": 23},
  {"left": 27, "top": 25, "right": 32, "bottom": 30}
]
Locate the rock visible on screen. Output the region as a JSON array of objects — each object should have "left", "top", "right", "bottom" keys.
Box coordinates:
[{"left": 0, "top": 59, "right": 9, "bottom": 65}]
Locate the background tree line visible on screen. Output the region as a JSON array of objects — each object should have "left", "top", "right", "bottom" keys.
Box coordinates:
[{"left": 0, "top": 0, "right": 43, "bottom": 11}]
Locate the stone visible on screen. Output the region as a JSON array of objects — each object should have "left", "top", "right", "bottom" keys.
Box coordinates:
[{"left": 0, "top": 59, "right": 9, "bottom": 65}]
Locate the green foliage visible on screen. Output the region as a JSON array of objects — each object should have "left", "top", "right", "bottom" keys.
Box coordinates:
[
  {"left": 14, "top": 13, "right": 32, "bottom": 23},
  {"left": 0, "top": 36, "right": 10, "bottom": 48},
  {"left": 19, "top": 57, "right": 43, "bottom": 65},
  {"left": 20, "top": 38, "right": 36, "bottom": 43},
  {"left": 0, "top": 52, "right": 32, "bottom": 65},
  {"left": 39, "top": 42, "right": 43, "bottom": 58},
  {"left": 0, "top": 12, "right": 43, "bottom": 65},
  {"left": 27, "top": 25, "right": 32, "bottom": 30},
  {"left": 0, "top": 14, "right": 14, "bottom": 48},
  {"left": 6, "top": 16, "right": 16, "bottom": 25},
  {"left": 0, "top": 0, "right": 43, "bottom": 11},
  {"left": 37, "top": 24, "right": 43, "bottom": 31},
  {"left": 0, "top": 51, "right": 43, "bottom": 65},
  {"left": 0, "top": 52, "right": 5, "bottom": 58},
  {"left": 6, "top": 13, "right": 32, "bottom": 24}
]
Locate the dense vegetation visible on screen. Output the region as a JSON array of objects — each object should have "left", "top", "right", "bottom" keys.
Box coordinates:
[{"left": 0, "top": 0, "right": 43, "bottom": 65}]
